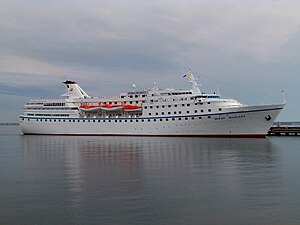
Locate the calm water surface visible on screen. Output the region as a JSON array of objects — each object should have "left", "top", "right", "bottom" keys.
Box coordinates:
[{"left": 0, "top": 126, "right": 300, "bottom": 225}]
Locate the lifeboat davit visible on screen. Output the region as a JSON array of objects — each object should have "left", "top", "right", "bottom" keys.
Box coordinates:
[
  {"left": 123, "top": 105, "right": 142, "bottom": 112},
  {"left": 79, "top": 105, "right": 102, "bottom": 113}
]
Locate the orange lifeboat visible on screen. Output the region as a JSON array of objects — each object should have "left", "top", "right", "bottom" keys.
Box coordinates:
[
  {"left": 100, "top": 105, "right": 123, "bottom": 112},
  {"left": 79, "top": 105, "right": 102, "bottom": 112},
  {"left": 123, "top": 105, "right": 142, "bottom": 112}
]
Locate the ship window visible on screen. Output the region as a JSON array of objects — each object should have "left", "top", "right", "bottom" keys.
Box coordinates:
[
  {"left": 63, "top": 120, "right": 65, "bottom": 122},
  {"left": 174, "top": 105, "right": 177, "bottom": 107},
  {"left": 168, "top": 105, "right": 171, "bottom": 108},
  {"left": 136, "top": 101, "right": 138, "bottom": 104},
  {"left": 187, "top": 111, "right": 190, "bottom": 114},
  {"left": 219, "top": 108, "right": 222, "bottom": 111},
  {"left": 130, "top": 101, "right": 133, "bottom": 104},
  {"left": 103, "top": 120, "right": 105, "bottom": 122},
  {"left": 130, "top": 120, "right": 133, "bottom": 122},
  {"left": 195, "top": 110, "right": 197, "bottom": 113},
  {"left": 162, "top": 105, "right": 165, "bottom": 108},
  {"left": 40, "top": 119, "right": 43, "bottom": 121},
  {"left": 174, "top": 112, "right": 177, "bottom": 114},
  {"left": 166, "top": 118, "right": 169, "bottom": 121},
  {"left": 201, "top": 110, "right": 204, "bottom": 113},
  {"left": 208, "top": 109, "right": 211, "bottom": 112},
  {"left": 120, "top": 120, "right": 122, "bottom": 122},
  {"left": 141, "top": 119, "right": 144, "bottom": 122},
  {"left": 179, "top": 111, "right": 181, "bottom": 114},
  {"left": 142, "top": 95, "right": 146, "bottom": 97},
  {"left": 156, "top": 113, "right": 158, "bottom": 115},
  {"left": 149, "top": 113, "right": 151, "bottom": 115},
  {"left": 172, "top": 118, "right": 175, "bottom": 121},
  {"left": 144, "top": 106, "right": 147, "bottom": 109},
  {"left": 200, "top": 102, "right": 203, "bottom": 105},
  {"left": 109, "top": 102, "right": 112, "bottom": 104},
  {"left": 182, "top": 104, "right": 185, "bottom": 106},
  {"left": 136, "top": 120, "right": 138, "bottom": 122},
  {"left": 187, "top": 104, "right": 190, "bottom": 106},
  {"left": 185, "top": 117, "right": 188, "bottom": 120},
  {"left": 148, "top": 119, "right": 150, "bottom": 122},
  {"left": 92, "top": 120, "right": 95, "bottom": 122},
  {"left": 135, "top": 95, "right": 138, "bottom": 98},
  {"left": 160, "top": 119, "right": 163, "bottom": 121},
  {"left": 50, "top": 119, "right": 52, "bottom": 122},
  {"left": 191, "top": 117, "right": 194, "bottom": 120},
  {"left": 125, "top": 120, "right": 127, "bottom": 122},
  {"left": 199, "top": 117, "right": 202, "bottom": 119},
  {"left": 150, "top": 106, "right": 153, "bottom": 109},
  {"left": 208, "top": 102, "right": 211, "bottom": 104},
  {"left": 121, "top": 96, "right": 125, "bottom": 98},
  {"left": 178, "top": 118, "right": 181, "bottom": 120},
  {"left": 88, "top": 120, "right": 90, "bottom": 122},
  {"left": 129, "top": 95, "right": 133, "bottom": 98},
  {"left": 161, "top": 112, "right": 164, "bottom": 115},
  {"left": 156, "top": 106, "right": 159, "bottom": 108},
  {"left": 45, "top": 119, "right": 47, "bottom": 122},
  {"left": 115, "top": 120, "right": 117, "bottom": 122},
  {"left": 142, "top": 100, "right": 146, "bottom": 103},
  {"left": 208, "top": 116, "right": 211, "bottom": 118},
  {"left": 109, "top": 120, "right": 111, "bottom": 122}
]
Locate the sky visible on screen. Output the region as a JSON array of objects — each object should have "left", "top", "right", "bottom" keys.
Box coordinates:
[{"left": 1, "top": 0, "right": 300, "bottom": 122}]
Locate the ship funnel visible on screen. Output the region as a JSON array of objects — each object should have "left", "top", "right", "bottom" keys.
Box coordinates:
[{"left": 62, "top": 80, "right": 90, "bottom": 99}]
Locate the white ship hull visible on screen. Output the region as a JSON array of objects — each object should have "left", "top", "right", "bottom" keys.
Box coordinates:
[{"left": 20, "top": 104, "right": 284, "bottom": 137}]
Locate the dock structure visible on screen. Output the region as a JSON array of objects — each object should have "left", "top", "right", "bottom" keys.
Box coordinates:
[{"left": 268, "top": 126, "right": 300, "bottom": 136}]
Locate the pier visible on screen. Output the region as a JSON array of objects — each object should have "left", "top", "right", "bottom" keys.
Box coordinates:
[{"left": 268, "top": 126, "right": 300, "bottom": 136}]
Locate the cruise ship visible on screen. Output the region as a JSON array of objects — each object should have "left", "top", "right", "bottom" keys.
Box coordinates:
[{"left": 19, "top": 71, "right": 285, "bottom": 137}]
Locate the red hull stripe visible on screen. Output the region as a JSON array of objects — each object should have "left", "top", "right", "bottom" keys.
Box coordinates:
[{"left": 23, "top": 133, "right": 267, "bottom": 138}]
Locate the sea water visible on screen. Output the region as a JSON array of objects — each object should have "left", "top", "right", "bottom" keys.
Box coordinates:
[{"left": 0, "top": 126, "right": 300, "bottom": 225}]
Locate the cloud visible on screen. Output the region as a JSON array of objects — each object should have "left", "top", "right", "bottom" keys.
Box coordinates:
[
  {"left": 0, "top": 54, "right": 69, "bottom": 83},
  {"left": 0, "top": 1, "right": 300, "bottom": 108}
]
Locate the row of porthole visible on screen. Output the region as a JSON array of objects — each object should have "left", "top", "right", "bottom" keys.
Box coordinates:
[
  {"left": 148, "top": 109, "right": 214, "bottom": 116},
  {"left": 145, "top": 102, "right": 209, "bottom": 109},
  {"left": 23, "top": 116, "right": 212, "bottom": 123}
]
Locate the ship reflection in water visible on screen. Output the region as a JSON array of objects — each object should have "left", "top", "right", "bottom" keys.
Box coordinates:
[{"left": 17, "top": 136, "right": 296, "bottom": 225}]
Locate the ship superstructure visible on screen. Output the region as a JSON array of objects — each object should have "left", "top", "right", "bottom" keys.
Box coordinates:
[{"left": 19, "top": 71, "right": 285, "bottom": 137}]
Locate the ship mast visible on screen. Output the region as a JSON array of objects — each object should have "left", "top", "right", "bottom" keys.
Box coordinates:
[{"left": 186, "top": 70, "right": 202, "bottom": 95}]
